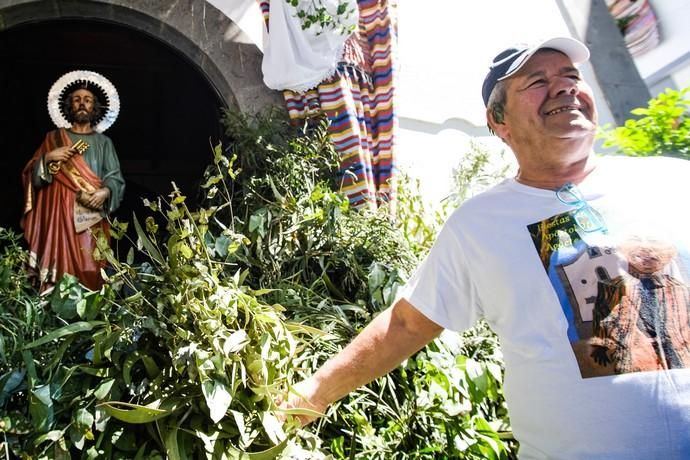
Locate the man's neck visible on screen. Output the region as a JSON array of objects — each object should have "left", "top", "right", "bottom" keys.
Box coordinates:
[{"left": 515, "top": 153, "right": 598, "bottom": 190}]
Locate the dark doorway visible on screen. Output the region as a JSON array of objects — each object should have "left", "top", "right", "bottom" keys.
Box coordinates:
[{"left": 0, "top": 18, "right": 227, "bottom": 233}]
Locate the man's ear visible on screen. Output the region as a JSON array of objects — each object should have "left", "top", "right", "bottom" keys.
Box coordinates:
[{"left": 486, "top": 109, "right": 509, "bottom": 141}]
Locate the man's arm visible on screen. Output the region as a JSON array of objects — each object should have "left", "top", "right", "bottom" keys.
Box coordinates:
[{"left": 283, "top": 298, "right": 443, "bottom": 425}]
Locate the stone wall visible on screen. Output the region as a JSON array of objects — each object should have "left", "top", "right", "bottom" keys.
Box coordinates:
[{"left": 0, "top": 0, "right": 281, "bottom": 113}]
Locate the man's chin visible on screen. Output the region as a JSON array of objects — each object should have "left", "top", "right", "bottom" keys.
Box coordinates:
[{"left": 554, "top": 118, "right": 596, "bottom": 135}]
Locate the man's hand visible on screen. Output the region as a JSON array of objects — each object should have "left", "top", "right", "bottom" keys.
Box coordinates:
[
  {"left": 45, "top": 146, "right": 77, "bottom": 163},
  {"left": 78, "top": 188, "right": 110, "bottom": 211},
  {"left": 277, "top": 377, "right": 328, "bottom": 427}
]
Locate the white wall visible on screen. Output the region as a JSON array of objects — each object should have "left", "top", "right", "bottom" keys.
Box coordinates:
[{"left": 633, "top": 0, "right": 690, "bottom": 90}]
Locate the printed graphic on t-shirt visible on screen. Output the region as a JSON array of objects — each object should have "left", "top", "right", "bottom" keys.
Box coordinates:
[{"left": 528, "top": 211, "right": 690, "bottom": 378}]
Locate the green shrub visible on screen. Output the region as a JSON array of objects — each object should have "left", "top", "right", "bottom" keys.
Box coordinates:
[
  {"left": 1, "top": 110, "right": 514, "bottom": 459},
  {"left": 1, "top": 206, "right": 302, "bottom": 458},
  {"left": 598, "top": 86, "right": 690, "bottom": 159}
]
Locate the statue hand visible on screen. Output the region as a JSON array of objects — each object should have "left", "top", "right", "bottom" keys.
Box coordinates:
[
  {"left": 45, "top": 146, "right": 76, "bottom": 163},
  {"left": 78, "top": 188, "right": 110, "bottom": 211}
]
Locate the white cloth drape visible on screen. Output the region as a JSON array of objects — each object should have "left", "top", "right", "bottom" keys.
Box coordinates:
[{"left": 261, "top": 0, "right": 358, "bottom": 92}]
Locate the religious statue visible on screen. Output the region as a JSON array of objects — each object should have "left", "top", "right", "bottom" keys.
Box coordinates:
[{"left": 21, "top": 70, "right": 125, "bottom": 292}]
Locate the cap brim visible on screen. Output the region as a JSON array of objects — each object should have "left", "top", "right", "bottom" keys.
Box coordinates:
[{"left": 498, "top": 36, "right": 590, "bottom": 81}]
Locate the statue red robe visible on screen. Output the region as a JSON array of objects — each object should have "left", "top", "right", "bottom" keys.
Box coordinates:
[{"left": 21, "top": 129, "right": 111, "bottom": 291}]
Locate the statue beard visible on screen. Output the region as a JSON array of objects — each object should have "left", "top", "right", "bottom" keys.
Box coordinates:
[{"left": 70, "top": 106, "right": 98, "bottom": 125}]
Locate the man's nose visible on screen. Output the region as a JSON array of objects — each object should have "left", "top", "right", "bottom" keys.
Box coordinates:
[{"left": 551, "top": 77, "right": 578, "bottom": 97}]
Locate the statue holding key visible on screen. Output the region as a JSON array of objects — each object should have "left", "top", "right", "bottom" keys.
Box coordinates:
[{"left": 21, "top": 70, "right": 125, "bottom": 292}]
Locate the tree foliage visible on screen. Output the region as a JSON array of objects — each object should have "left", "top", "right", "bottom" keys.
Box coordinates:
[{"left": 598, "top": 86, "right": 690, "bottom": 159}]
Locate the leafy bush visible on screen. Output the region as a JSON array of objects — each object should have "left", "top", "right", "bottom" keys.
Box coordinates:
[
  {"left": 598, "top": 86, "right": 690, "bottom": 159},
  {"left": 1, "top": 110, "right": 514, "bottom": 459},
  {"left": 204, "top": 112, "right": 515, "bottom": 459},
  {"left": 1, "top": 202, "right": 302, "bottom": 458}
]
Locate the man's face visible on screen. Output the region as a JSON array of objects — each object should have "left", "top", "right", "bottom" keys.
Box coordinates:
[
  {"left": 69, "top": 88, "right": 97, "bottom": 124},
  {"left": 492, "top": 50, "right": 598, "bottom": 157}
]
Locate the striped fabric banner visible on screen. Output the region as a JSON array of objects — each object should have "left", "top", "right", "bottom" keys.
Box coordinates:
[{"left": 260, "top": 0, "right": 396, "bottom": 210}]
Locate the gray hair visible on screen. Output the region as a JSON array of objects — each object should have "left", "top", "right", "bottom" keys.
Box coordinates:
[{"left": 486, "top": 80, "right": 507, "bottom": 136}]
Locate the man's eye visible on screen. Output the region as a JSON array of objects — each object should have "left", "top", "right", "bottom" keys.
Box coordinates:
[{"left": 527, "top": 79, "right": 546, "bottom": 87}]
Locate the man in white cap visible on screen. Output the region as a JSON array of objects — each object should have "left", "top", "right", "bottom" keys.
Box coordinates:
[{"left": 283, "top": 37, "right": 690, "bottom": 458}]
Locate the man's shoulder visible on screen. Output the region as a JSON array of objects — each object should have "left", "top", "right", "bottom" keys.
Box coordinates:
[
  {"left": 597, "top": 153, "right": 690, "bottom": 171},
  {"left": 445, "top": 180, "right": 514, "bottom": 223},
  {"left": 458, "top": 179, "right": 514, "bottom": 208},
  {"left": 595, "top": 154, "right": 690, "bottom": 189}
]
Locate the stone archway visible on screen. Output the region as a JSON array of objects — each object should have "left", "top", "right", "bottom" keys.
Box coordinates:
[{"left": 0, "top": 0, "right": 279, "bottom": 231}]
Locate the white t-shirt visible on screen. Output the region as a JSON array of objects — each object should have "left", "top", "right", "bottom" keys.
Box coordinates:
[{"left": 400, "top": 155, "right": 690, "bottom": 459}]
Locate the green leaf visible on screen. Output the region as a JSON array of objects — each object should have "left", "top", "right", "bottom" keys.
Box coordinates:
[
  {"left": 202, "top": 379, "right": 232, "bottom": 423},
  {"left": 34, "top": 429, "right": 65, "bottom": 446},
  {"left": 133, "top": 214, "right": 165, "bottom": 266},
  {"left": 93, "top": 378, "right": 116, "bottom": 400},
  {"left": 24, "top": 321, "right": 106, "bottom": 349},
  {"left": 231, "top": 410, "right": 249, "bottom": 448},
  {"left": 133, "top": 442, "right": 150, "bottom": 460},
  {"left": 123, "top": 352, "right": 161, "bottom": 385},
  {"left": 224, "top": 329, "right": 249, "bottom": 354},
  {"left": 214, "top": 234, "right": 230, "bottom": 258},
  {"left": 76, "top": 298, "right": 88, "bottom": 318},
  {"left": 177, "top": 242, "right": 193, "bottom": 260},
  {"left": 249, "top": 210, "right": 267, "bottom": 237},
  {"left": 75, "top": 408, "right": 95, "bottom": 430},
  {"left": 276, "top": 407, "right": 325, "bottom": 418},
  {"left": 260, "top": 411, "right": 285, "bottom": 445},
  {"left": 50, "top": 274, "right": 82, "bottom": 320},
  {"left": 98, "top": 401, "right": 171, "bottom": 424},
  {"left": 164, "top": 424, "right": 185, "bottom": 460},
  {"left": 29, "top": 384, "right": 54, "bottom": 432},
  {"left": 0, "top": 369, "right": 26, "bottom": 406},
  {"left": 245, "top": 438, "right": 288, "bottom": 460}
]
